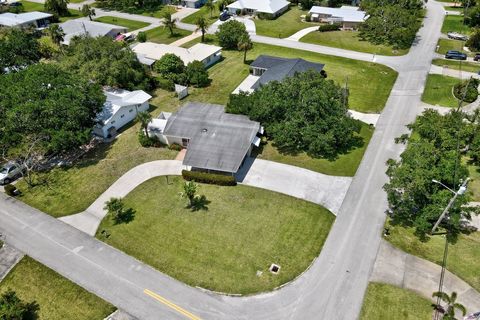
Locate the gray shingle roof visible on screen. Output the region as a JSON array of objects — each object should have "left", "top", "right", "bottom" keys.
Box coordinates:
[
  {"left": 164, "top": 102, "right": 260, "bottom": 173},
  {"left": 251, "top": 55, "right": 325, "bottom": 86}
]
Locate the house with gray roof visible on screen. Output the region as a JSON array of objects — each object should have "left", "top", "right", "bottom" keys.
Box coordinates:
[
  {"left": 233, "top": 55, "right": 325, "bottom": 94},
  {"left": 149, "top": 102, "right": 262, "bottom": 174},
  {"left": 0, "top": 11, "right": 52, "bottom": 28},
  {"left": 59, "top": 19, "right": 127, "bottom": 45}
]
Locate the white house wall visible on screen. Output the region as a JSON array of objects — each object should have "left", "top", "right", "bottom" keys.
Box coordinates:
[{"left": 99, "top": 101, "right": 149, "bottom": 138}]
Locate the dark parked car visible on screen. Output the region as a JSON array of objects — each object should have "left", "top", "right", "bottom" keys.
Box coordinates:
[
  {"left": 219, "top": 11, "right": 230, "bottom": 21},
  {"left": 445, "top": 50, "right": 467, "bottom": 60},
  {"left": 474, "top": 53, "right": 480, "bottom": 61}
]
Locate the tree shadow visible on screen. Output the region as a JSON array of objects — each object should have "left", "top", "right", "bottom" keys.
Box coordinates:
[
  {"left": 113, "top": 208, "right": 136, "bottom": 225},
  {"left": 187, "top": 195, "right": 210, "bottom": 212}
]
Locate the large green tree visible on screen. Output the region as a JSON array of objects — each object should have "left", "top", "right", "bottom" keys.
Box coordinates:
[
  {"left": 227, "top": 70, "right": 361, "bottom": 159},
  {"left": 0, "top": 28, "right": 40, "bottom": 73},
  {"left": 384, "top": 109, "right": 480, "bottom": 242},
  {"left": 44, "top": 0, "right": 70, "bottom": 17},
  {"left": 215, "top": 19, "right": 249, "bottom": 50},
  {"left": 60, "top": 36, "right": 151, "bottom": 90},
  {"left": 0, "top": 290, "right": 39, "bottom": 320},
  {"left": 0, "top": 64, "right": 105, "bottom": 176}
]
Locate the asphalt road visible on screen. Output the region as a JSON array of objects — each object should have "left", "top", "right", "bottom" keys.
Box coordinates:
[{"left": 0, "top": 1, "right": 445, "bottom": 320}]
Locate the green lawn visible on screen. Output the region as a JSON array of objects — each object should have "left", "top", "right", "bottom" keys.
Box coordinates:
[
  {"left": 20, "top": 1, "right": 81, "bottom": 22},
  {"left": 437, "top": 38, "right": 467, "bottom": 55},
  {"left": 432, "top": 58, "right": 480, "bottom": 73},
  {"left": 468, "top": 163, "right": 480, "bottom": 201},
  {"left": 141, "top": 6, "right": 177, "bottom": 18},
  {"left": 0, "top": 257, "right": 115, "bottom": 320},
  {"left": 300, "top": 31, "right": 409, "bottom": 56},
  {"left": 94, "top": 16, "right": 149, "bottom": 31},
  {"left": 96, "top": 176, "right": 335, "bottom": 294},
  {"left": 181, "top": 5, "right": 220, "bottom": 24},
  {"left": 254, "top": 122, "right": 373, "bottom": 176},
  {"left": 445, "top": 5, "right": 465, "bottom": 12},
  {"left": 386, "top": 221, "right": 480, "bottom": 293},
  {"left": 255, "top": 7, "right": 319, "bottom": 38},
  {"left": 144, "top": 26, "right": 191, "bottom": 44},
  {"left": 441, "top": 15, "right": 471, "bottom": 35},
  {"left": 421, "top": 74, "right": 461, "bottom": 108},
  {"left": 16, "top": 114, "right": 178, "bottom": 217},
  {"left": 360, "top": 282, "right": 433, "bottom": 320}
]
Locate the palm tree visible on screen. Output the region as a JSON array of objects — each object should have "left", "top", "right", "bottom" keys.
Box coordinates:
[
  {"left": 195, "top": 16, "right": 210, "bottom": 42},
  {"left": 81, "top": 4, "right": 96, "bottom": 21},
  {"left": 162, "top": 11, "right": 177, "bottom": 36},
  {"left": 237, "top": 34, "right": 253, "bottom": 64},
  {"left": 136, "top": 111, "right": 152, "bottom": 138},
  {"left": 47, "top": 24, "right": 65, "bottom": 46},
  {"left": 432, "top": 291, "right": 467, "bottom": 320},
  {"left": 204, "top": 0, "right": 215, "bottom": 18}
]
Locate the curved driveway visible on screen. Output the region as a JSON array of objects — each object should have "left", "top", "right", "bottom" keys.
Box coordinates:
[{"left": 0, "top": 1, "right": 456, "bottom": 320}]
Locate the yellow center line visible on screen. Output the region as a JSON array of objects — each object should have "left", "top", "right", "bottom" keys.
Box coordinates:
[{"left": 143, "top": 289, "right": 203, "bottom": 320}]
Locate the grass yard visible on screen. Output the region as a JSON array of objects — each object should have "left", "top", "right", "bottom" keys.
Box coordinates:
[
  {"left": 16, "top": 113, "right": 178, "bottom": 217},
  {"left": 141, "top": 5, "right": 178, "bottom": 18},
  {"left": 94, "top": 16, "right": 149, "bottom": 31},
  {"left": 182, "top": 35, "right": 398, "bottom": 112},
  {"left": 445, "top": 5, "right": 465, "bottom": 12},
  {"left": 0, "top": 257, "right": 115, "bottom": 320},
  {"left": 254, "top": 122, "right": 374, "bottom": 176},
  {"left": 20, "top": 1, "right": 80, "bottom": 22},
  {"left": 144, "top": 26, "right": 191, "bottom": 44},
  {"left": 300, "top": 31, "right": 409, "bottom": 56},
  {"left": 432, "top": 58, "right": 480, "bottom": 74},
  {"left": 441, "top": 15, "right": 471, "bottom": 35},
  {"left": 421, "top": 74, "right": 461, "bottom": 108},
  {"left": 468, "top": 161, "right": 480, "bottom": 201},
  {"left": 96, "top": 176, "right": 335, "bottom": 294},
  {"left": 255, "top": 7, "right": 319, "bottom": 38},
  {"left": 436, "top": 38, "right": 467, "bottom": 55},
  {"left": 360, "top": 282, "right": 433, "bottom": 320},
  {"left": 386, "top": 221, "right": 480, "bottom": 292},
  {"left": 181, "top": 5, "right": 220, "bottom": 24}
]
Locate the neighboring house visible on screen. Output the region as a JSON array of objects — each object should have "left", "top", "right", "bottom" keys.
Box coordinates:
[
  {"left": 132, "top": 42, "right": 222, "bottom": 68},
  {"left": 94, "top": 88, "right": 152, "bottom": 138},
  {"left": 59, "top": 19, "right": 127, "bottom": 45},
  {"left": 308, "top": 6, "right": 367, "bottom": 29},
  {"left": 0, "top": 11, "right": 52, "bottom": 28},
  {"left": 227, "top": 0, "right": 290, "bottom": 18},
  {"left": 180, "top": 0, "right": 206, "bottom": 8},
  {"left": 148, "top": 102, "right": 262, "bottom": 175},
  {"left": 233, "top": 55, "right": 325, "bottom": 94}
]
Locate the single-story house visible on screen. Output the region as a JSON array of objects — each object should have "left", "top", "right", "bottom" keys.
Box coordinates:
[
  {"left": 227, "top": 0, "right": 290, "bottom": 18},
  {"left": 148, "top": 102, "right": 262, "bottom": 175},
  {"left": 0, "top": 11, "right": 52, "bottom": 28},
  {"left": 180, "top": 0, "right": 206, "bottom": 8},
  {"left": 233, "top": 55, "right": 325, "bottom": 94},
  {"left": 59, "top": 19, "right": 128, "bottom": 45},
  {"left": 308, "top": 6, "right": 367, "bottom": 29},
  {"left": 94, "top": 88, "right": 152, "bottom": 138},
  {"left": 132, "top": 42, "right": 222, "bottom": 68}
]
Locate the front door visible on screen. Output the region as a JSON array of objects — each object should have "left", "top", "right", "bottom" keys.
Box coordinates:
[{"left": 182, "top": 138, "right": 189, "bottom": 147}]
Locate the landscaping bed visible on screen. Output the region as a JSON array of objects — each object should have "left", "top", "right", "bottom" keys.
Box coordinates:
[
  {"left": 360, "top": 282, "right": 433, "bottom": 320},
  {"left": 96, "top": 176, "right": 335, "bottom": 294},
  {"left": 0, "top": 257, "right": 115, "bottom": 320}
]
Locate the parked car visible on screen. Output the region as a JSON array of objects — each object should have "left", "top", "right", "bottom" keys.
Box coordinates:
[
  {"left": 0, "top": 162, "right": 23, "bottom": 185},
  {"left": 474, "top": 53, "right": 480, "bottom": 61},
  {"left": 447, "top": 32, "right": 469, "bottom": 41},
  {"left": 219, "top": 11, "right": 230, "bottom": 21},
  {"left": 445, "top": 50, "right": 467, "bottom": 60}
]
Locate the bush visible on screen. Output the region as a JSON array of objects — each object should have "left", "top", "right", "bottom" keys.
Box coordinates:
[
  {"left": 169, "top": 143, "right": 183, "bottom": 151},
  {"left": 154, "top": 53, "right": 185, "bottom": 80},
  {"left": 182, "top": 170, "right": 237, "bottom": 186},
  {"left": 454, "top": 79, "right": 480, "bottom": 103},
  {"left": 305, "top": 13, "right": 311, "bottom": 22},
  {"left": 257, "top": 12, "right": 274, "bottom": 20},
  {"left": 466, "top": 28, "right": 480, "bottom": 51},
  {"left": 157, "top": 77, "right": 175, "bottom": 91},
  {"left": 4, "top": 184, "right": 17, "bottom": 196},
  {"left": 318, "top": 24, "right": 341, "bottom": 32},
  {"left": 137, "top": 31, "right": 147, "bottom": 43},
  {"left": 215, "top": 20, "right": 249, "bottom": 49},
  {"left": 138, "top": 131, "right": 162, "bottom": 147},
  {"left": 185, "top": 60, "right": 210, "bottom": 87}
]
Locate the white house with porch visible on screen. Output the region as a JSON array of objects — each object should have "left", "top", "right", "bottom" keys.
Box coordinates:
[
  {"left": 227, "top": 0, "right": 290, "bottom": 18},
  {"left": 308, "top": 5, "right": 367, "bottom": 29},
  {"left": 93, "top": 88, "right": 152, "bottom": 138},
  {"left": 0, "top": 11, "right": 52, "bottom": 28}
]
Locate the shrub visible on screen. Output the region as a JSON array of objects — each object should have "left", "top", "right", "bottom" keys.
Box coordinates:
[
  {"left": 305, "top": 13, "right": 311, "bottom": 22},
  {"left": 257, "top": 12, "right": 274, "bottom": 20},
  {"left": 157, "top": 77, "right": 175, "bottom": 91},
  {"left": 138, "top": 131, "right": 162, "bottom": 147},
  {"left": 454, "top": 79, "right": 480, "bottom": 103},
  {"left": 154, "top": 53, "right": 185, "bottom": 80},
  {"left": 137, "top": 31, "right": 147, "bottom": 42},
  {"left": 318, "top": 24, "right": 341, "bottom": 32},
  {"left": 236, "top": 9, "right": 241, "bottom": 15},
  {"left": 4, "top": 184, "right": 17, "bottom": 196},
  {"left": 182, "top": 170, "right": 237, "bottom": 186},
  {"left": 169, "top": 143, "right": 183, "bottom": 151}
]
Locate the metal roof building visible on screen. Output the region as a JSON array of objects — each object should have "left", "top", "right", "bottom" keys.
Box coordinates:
[
  {"left": 59, "top": 19, "right": 127, "bottom": 45},
  {"left": 0, "top": 11, "right": 52, "bottom": 28}
]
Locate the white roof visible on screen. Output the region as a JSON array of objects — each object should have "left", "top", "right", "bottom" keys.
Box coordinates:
[
  {"left": 232, "top": 74, "right": 260, "bottom": 94},
  {"left": 0, "top": 11, "right": 52, "bottom": 26},
  {"left": 309, "top": 6, "right": 366, "bottom": 23},
  {"left": 148, "top": 118, "right": 168, "bottom": 134},
  {"left": 227, "top": 0, "right": 290, "bottom": 14},
  {"left": 132, "top": 42, "right": 222, "bottom": 65},
  {"left": 59, "top": 19, "right": 127, "bottom": 45},
  {"left": 97, "top": 88, "right": 152, "bottom": 124}
]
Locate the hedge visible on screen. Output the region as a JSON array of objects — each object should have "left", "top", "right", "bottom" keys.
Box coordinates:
[
  {"left": 182, "top": 170, "right": 237, "bottom": 186},
  {"left": 318, "top": 24, "right": 341, "bottom": 32}
]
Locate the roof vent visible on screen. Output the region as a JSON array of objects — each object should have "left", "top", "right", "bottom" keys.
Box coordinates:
[{"left": 201, "top": 128, "right": 208, "bottom": 133}]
